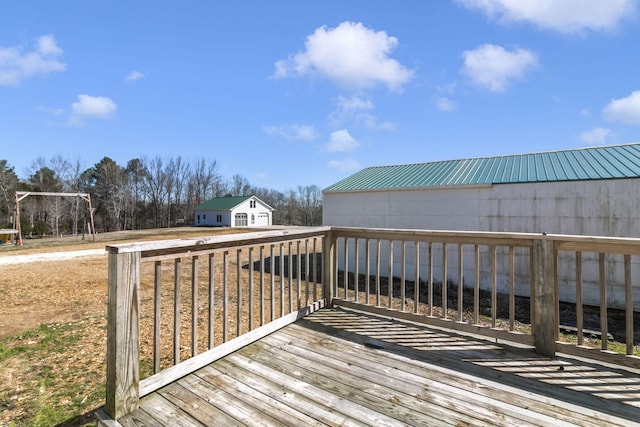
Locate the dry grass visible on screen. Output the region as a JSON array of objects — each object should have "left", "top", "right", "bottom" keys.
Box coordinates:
[{"left": 0, "top": 227, "right": 256, "bottom": 426}]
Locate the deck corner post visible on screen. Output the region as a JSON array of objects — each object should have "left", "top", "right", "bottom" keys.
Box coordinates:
[
  {"left": 533, "top": 239, "right": 556, "bottom": 358},
  {"left": 105, "top": 250, "right": 141, "bottom": 420},
  {"left": 323, "top": 229, "right": 336, "bottom": 307}
]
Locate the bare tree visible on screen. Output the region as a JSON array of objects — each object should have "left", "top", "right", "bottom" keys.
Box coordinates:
[
  {"left": 0, "top": 160, "right": 19, "bottom": 227},
  {"left": 231, "top": 174, "right": 251, "bottom": 196},
  {"left": 85, "top": 157, "right": 125, "bottom": 232},
  {"left": 142, "top": 156, "right": 168, "bottom": 228},
  {"left": 124, "top": 159, "right": 146, "bottom": 230},
  {"left": 283, "top": 189, "right": 299, "bottom": 225},
  {"left": 166, "top": 156, "right": 189, "bottom": 226},
  {"left": 187, "top": 158, "right": 222, "bottom": 208},
  {"left": 297, "top": 185, "right": 323, "bottom": 226}
]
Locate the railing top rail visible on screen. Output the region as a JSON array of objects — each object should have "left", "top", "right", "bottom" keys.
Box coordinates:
[
  {"left": 330, "top": 226, "right": 540, "bottom": 246},
  {"left": 330, "top": 226, "right": 640, "bottom": 253},
  {"left": 106, "top": 226, "right": 331, "bottom": 258},
  {"left": 105, "top": 225, "right": 640, "bottom": 259}
]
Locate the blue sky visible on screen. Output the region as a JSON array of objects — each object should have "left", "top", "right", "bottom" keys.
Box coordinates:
[{"left": 2, "top": 0, "right": 640, "bottom": 191}]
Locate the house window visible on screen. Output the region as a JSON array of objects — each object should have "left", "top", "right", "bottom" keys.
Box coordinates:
[
  {"left": 216, "top": 214, "right": 222, "bottom": 223},
  {"left": 251, "top": 214, "right": 255, "bottom": 224},
  {"left": 197, "top": 214, "right": 200, "bottom": 224},
  {"left": 235, "top": 213, "right": 248, "bottom": 226},
  {"left": 250, "top": 200, "right": 256, "bottom": 208},
  {"left": 203, "top": 214, "right": 206, "bottom": 220}
]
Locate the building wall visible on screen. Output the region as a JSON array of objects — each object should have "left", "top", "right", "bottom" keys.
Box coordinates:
[
  {"left": 323, "top": 178, "right": 640, "bottom": 310},
  {"left": 231, "top": 199, "right": 272, "bottom": 227},
  {"left": 195, "top": 210, "right": 232, "bottom": 226},
  {"left": 194, "top": 198, "right": 272, "bottom": 227},
  {"left": 324, "top": 179, "right": 640, "bottom": 237}
]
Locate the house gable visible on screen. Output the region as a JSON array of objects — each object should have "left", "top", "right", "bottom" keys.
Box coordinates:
[{"left": 194, "top": 195, "right": 273, "bottom": 227}]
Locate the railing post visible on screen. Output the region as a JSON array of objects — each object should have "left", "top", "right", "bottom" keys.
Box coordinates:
[
  {"left": 105, "top": 250, "right": 141, "bottom": 420},
  {"left": 533, "top": 239, "right": 556, "bottom": 358},
  {"left": 323, "top": 229, "right": 335, "bottom": 307}
]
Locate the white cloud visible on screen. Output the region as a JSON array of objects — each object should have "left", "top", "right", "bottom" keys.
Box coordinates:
[
  {"left": 329, "top": 95, "right": 395, "bottom": 130},
  {"left": 336, "top": 95, "right": 375, "bottom": 113},
  {"left": 272, "top": 21, "right": 414, "bottom": 91},
  {"left": 37, "top": 105, "right": 65, "bottom": 116},
  {"left": 68, "top": 94, "right": 117, "bottom": 126},
  {"left": 602, "top": 90, "right": 640, "bottom": 125},
  {"left": 0, "top": 35, "right": 66, "bottom": 86},
  {"left": 462, "top": 44, "right": 538, "bottom": 92},
  {"left": 437, "top": 82, "right": 458, "bottom": 94},
  {"left": 436, "top": 97, "right": 457, "bottom": 112},
  {"left": 325, "top": 129, "right": 360, "bottom": 152},
  {"left": 125, "top": 70, "right": 145, "bottom": 81},
  {"left": 457, "top": 0, "right": 635, "bottom": 33},
  {"left": 263, "top": 124, "right": 318, "bottom": 141},
  {"left": 580, "top": 127, "right": 611, "bottom": 145},
  {"left": 580, "top": 108, "right": 591, "bottom": 116},
  {"left": 328, "top": 158, "right": 361, "bottom": 172},
  {"left": 357, "top": 114, "right": 396, "bottom": 130}
]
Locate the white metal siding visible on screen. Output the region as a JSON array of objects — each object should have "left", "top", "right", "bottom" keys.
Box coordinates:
[{"left": 324, "top": 178, "right": 640, "bottom": 310}]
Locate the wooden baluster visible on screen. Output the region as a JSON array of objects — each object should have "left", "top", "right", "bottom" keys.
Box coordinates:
[
  {"left": 208, "top": 253, "right": 215, "bottom": 348},
  {"left": 173, "top": 258, "right": 181, "bottom": 365},
  {"left": 153, "top": 261, "right": 161, "bottom": 374},
  {"left": 191, "top": 256, "right": 198, "bottom": 357},
  {"left": 458, "top": 244, "right": 464, "bottom": 323}
]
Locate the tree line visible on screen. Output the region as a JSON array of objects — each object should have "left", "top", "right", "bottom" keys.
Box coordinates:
[{"left": 0, "top": 156, "right": 323, "bottom": 238}]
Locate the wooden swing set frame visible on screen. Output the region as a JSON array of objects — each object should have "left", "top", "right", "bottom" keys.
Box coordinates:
[{"left": 14, "top": 191, "right": 96, "bottom": 245}]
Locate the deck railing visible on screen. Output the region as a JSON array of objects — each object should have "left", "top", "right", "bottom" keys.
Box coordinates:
[
  {"left": 104, "top": 226, "right": 640, "bottom": 420},
  {"left": 105, "top": 227, "right": 330, "bottom": 420}
]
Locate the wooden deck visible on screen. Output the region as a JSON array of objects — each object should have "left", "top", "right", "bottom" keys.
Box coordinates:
[{"left": 112, "top": 307, "right": 640, "bottom": 427}]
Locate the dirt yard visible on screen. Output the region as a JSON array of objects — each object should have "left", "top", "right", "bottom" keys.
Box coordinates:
[{"left": 0, "top": 227, "right": 249, "bottom": 426}]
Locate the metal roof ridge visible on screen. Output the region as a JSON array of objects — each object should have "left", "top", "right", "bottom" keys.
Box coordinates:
[{"left": 357, "top": 142, "right": 640, "bottom": 170}]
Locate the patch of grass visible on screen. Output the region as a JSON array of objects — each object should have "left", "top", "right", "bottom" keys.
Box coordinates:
[
  {"left": 0, "top": 324, "right": 78, "bottom": 361},
  {"left": 0, "top": 320, "right": 104, "bottom": 426}
]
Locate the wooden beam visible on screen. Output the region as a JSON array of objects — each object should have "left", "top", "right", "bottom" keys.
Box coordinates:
[
  {"left": 323, "top": 229, "right": 335, "bottom": 307},
  {"left": 105, "top": 251, "right": 141, "bottom": 420},
  {"left": 15, "top": 190, "right": 91, "bottom": 199},
  {"left": 14, "top": 191, "right": 96, "bottom": 242},
  {"left": 533, "top": 239, "right": 556, "bottom": 358}
]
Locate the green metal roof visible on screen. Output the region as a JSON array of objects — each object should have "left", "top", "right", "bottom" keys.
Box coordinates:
[
  {"left": 324, "top": 143, "right": 640, "bottom": 193},
  {"left": 194, "top": 196, "right": 251, "bottom": 211}
]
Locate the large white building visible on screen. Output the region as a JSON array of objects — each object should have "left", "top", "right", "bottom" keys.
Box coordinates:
[
  {"left": 194, "top": 195, "right": 273, "bottom": 227},
  {"left": 323, "top": 143, "right": 640, "bottom": 309}
]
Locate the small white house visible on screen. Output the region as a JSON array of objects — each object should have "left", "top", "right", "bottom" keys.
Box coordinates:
[
  {"left": 194, "top": 195, "right": 273, "bottom": 227},
  {"left": 323, "top": 143, "right": 640, "bottom": 310}
]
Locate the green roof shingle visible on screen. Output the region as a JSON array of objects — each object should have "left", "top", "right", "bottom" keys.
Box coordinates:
[
  {"left": 324, "top": 143, "right": 640, "bottom": 193},
  {"left": 194, "top": 196, "right": 251, "bottom": 211}
]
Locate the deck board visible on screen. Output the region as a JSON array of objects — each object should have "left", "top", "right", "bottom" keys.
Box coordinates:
[{"left": 117, "top": 307, "right": 640, "bottom": 426}]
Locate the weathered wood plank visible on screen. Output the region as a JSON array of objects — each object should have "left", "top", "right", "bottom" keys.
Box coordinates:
[
  {"left": 212, "top": 358, "right": 368, "bottom": 427},
  {"left": 224, "top": 352, "right": 405, "bottom": 427},
  {"left": 195, "top": 365, "right": 325, "bottom": 426},
  {"left": 112, "top": 307, "right": 640, "bottom": 427},
  {"left": 156, "top": 382, "right": 239, "bottom": 426},
  {"left": 334, "top": 299, "right": 534, "bottom": 346},
  {"left": 108, "top": 226, "right": 330, "bottom": 256},
  {"left": 534, "top": 239, "right": 556, "bottom": 357},
  {"left": 250, "top": 334, "right": 506, "bottom": 426},
  {"left": 106, "top": 251, "right": 140, "bottom": 420},
  {"left": 124, "top": 392, "right": 205, "bottom": 427},
  {"left": 292, "top": 311, "right": 640, "bottom": 426},
  {"left": 176, "top": 373, "right": 285, "bottom": 426}
]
